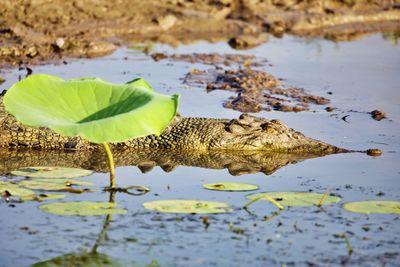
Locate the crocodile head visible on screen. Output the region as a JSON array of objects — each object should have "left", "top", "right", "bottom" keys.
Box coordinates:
[{"left": 219, "top": 113, "right": 347, "bottom": 154}]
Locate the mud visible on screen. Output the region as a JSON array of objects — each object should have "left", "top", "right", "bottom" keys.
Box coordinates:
[
  {"left": 1, "top": 0, "right": 400, "bottom": 68},
  {"left": 152, "top": 52, "right": 265, "bottom": 67},
  {"left": 165, "top": 53, "right": 330, "bottom": 113}
]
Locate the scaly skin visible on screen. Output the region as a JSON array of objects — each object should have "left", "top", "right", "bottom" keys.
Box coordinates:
[{"left": 0, "top": 95, "right": 347, "bottom": 153}]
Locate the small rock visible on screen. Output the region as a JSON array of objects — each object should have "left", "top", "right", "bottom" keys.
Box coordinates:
[
  {"left": 211, "top": 7, "right": 232, "bottom": 20},
  {"left": 83, "top": 41, "right": 116, "bottom": 57},
  {"left": 155, "top": 15, "right": 177, "bottom": 31},
  {"left": 325, "top": 106, "right": 335, "bottom": 112},
  {"left": 0, "top": 76, "right": 5, "bottom": 85},
  {"left": 366, "top": 148, "right": 383, "bottom": 157},
  {"left": 370, "top": 110, "right": 387, "bottom": 121},
  {"left": 25, "top": 46, "right": 38, "bottom": 57},
  {"left": 189, "top": 68, "right": 204, "bottom": 75},
  {"left": 55, "top": 38, "right": 65, "bottom": 49},
  {"left": 151, "top": 52, "right": 168, "bottom": 61},
  {"left": 228, "top": 34, "right": 268, "bottom": 50}
]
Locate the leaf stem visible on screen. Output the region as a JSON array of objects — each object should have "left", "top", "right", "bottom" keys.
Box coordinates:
[
  {"left": 342, "top": 233, "right": 353, "bottom": 256},
  {"left": 91, "top": 191, "right": 115, "bottom": 254},
  {"left": 316, "top": 188, "right": 331, "bottom": 207},
  {"left": 103, "top": 143, "right": 115, "bottom": 189}
]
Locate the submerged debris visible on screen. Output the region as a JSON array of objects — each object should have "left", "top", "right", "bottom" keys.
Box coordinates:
[
  {"left": 366, "top": 148, "right": 383, "bottom": 157},
  {"left": 370, "top": 109, "right": 387, "bottom": 121}
]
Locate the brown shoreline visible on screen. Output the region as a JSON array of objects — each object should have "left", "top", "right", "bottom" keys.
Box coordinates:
[{"left": 0, "top": 0, "right": 399, "bottom": 68}]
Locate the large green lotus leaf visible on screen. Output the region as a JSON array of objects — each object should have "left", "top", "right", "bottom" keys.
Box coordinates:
[
  {"left": 343, "top": 201, "right": 400, "bottom": 214},
  {"left": 19, "top": 179, "right": 93, "bottom": 190},
  {"left": 39, "top": 201, "right": 127, "bottom": 216},
  {"left": 203, "top": 182, "right": 258, "bottom": 192},
  {"left": 11, "top": 166, "right": 93, "bottom": 178},
  {"left": 143, "top": 200, "right": 232, "bottom": 214},
  {"left": 0, "top": 181, "right": 36, "bottom": 197},
  {"left": 246, "top": 192, "right": 341, "bottom": 207},
  {"left": 4, "top": 74, "right": 179, "bottom": 143}
]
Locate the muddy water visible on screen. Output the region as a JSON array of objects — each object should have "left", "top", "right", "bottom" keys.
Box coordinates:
[{"left": 0, "top": 34, "right": 399, "bottom": 266}]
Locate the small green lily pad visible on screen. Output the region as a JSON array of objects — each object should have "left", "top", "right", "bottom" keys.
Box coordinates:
[
  {"left": 246, "top": 192, "right": 341, "bottom": 207},
  {"left": 39, "top": 201, "right": 127, "bottom": 216},
  {"left": 203, "top": 182, "right": 258, "bottom": 192},
  {"left": 143, "top": 200, "right": 232, "bottom": 214},
  {"left": 343, "top": 201, "right": 400, "bottom": 214},
  {"left": 19, "top": 179, "right": 93, "bottom": 191},
  {"left": 0, "top": 181, "right": 36, "bottom": 197},
  {"left": 24, "top": 178, "right": 93, "bottom": 186},
  {"left": 11, "top": 167, "right": 93, "bottom": 179},
  {"left": 31, "top": 252, "right": 124, "bottom": 267},
  {"left": 21, "top": 193, "right": 66, "bottom": 201}
]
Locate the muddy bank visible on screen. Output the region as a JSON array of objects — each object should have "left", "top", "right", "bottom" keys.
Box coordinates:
[{"left": 1, "top": 0, "right": 399, "bottom": 68}]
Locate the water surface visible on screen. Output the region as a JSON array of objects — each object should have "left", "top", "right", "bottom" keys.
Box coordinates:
[{"left": 0, "top": 34, "right": 399, "bottom": 266}]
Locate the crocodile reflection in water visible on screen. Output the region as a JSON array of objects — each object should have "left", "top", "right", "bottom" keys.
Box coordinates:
[{"left": 0, "top": 148, "right": 338, "bottom": 176}]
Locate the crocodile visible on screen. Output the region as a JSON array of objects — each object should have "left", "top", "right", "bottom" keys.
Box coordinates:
[{"left": 0, "top": 95, "right": 351, "bottom": 154}]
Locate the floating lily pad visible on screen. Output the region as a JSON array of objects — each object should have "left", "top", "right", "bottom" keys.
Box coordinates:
[
  {"left": 39, "top": 201, "right": 127, "bottom": 216},
  {"left": 19, "top": 179, "right": 93, "bottom": 191},
  {"left": 246, "top": 192, "right": 341, "bottom": 207},
  {"left": 31, "top": 252, "right": 123, "bottom": 267},
  {"left": 4, "top": 74, "right": 179, "bottom": 144},
  {"left": 0, "top": 181, "right": 36, "bottom": 197},
  {"left": 343, "top": 201, "right": 400, "bottom": 214},
  {"left": 11, "top": 167, "right": 93, "bottom": 179},
  {"left": 203, "top": 182, "right": 258, "bottom": 192},
  {"left": 55, "top": 179, "right": 93, "bottom": 186},
  {"left": 143, "top": 200, "right": 232, "bottom": 214},
  {"left": 24, "top": 178, "right": 93, "bottom": 186},
  {"left": 21, "top": 193, "right": 66, "bottom": 202}
]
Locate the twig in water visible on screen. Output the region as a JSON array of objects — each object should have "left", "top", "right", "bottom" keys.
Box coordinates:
[{"left": 316, "top": 188, "right": 331, "bottom": 207}]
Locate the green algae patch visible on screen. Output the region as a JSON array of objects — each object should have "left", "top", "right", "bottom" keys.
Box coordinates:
[
  {"left": 11, "top": 167, "right": 93, "bottom": 179},
  {"left": 343, "top": 201, "right": 400, "bottom": 214},
  {"left": 143, "top": 200, "right": 232, "bottom": 214},
  {"left": 39, "top": 201, "right": 127, "bottom": 216},
  {"left": 246, "top": 192, "right": 341, "bottom": 207},
  {"left": 203, "top": 182, "right": 258, "bottom": 192},
  {"left": 0, "top": 181, "right": 36, "bottom": 198}
]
